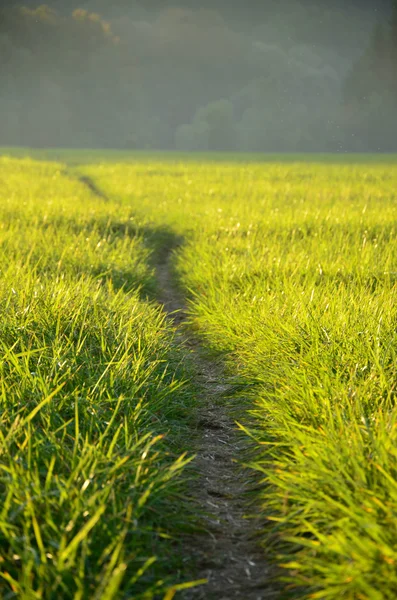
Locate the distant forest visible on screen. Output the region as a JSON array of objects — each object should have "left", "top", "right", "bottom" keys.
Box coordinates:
[{"left": 0, "top": 2, "right": 396, "bottom": 152}]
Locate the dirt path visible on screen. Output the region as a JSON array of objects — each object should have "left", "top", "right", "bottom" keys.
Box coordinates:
[
  {"left": 73, "top": 173, "right": 278, "bottom": 598},
  {"left": 156, "top": 252, "right": 278, "bottom": 600}
]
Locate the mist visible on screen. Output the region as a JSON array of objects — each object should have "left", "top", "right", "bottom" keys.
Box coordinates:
[{"left": 0, "top": 0, "right": 394, "bottom": 152}]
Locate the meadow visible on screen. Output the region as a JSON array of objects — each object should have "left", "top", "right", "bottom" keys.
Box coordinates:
[
  {"left": 0, "top": 158, "right": 200, "bottom": 599},
  {"left": 1, "top": 152, "right": 397, "bottom": 599}
]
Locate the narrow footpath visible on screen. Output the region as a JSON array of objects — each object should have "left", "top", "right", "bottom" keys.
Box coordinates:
[
  {"left": 156, "top": 251, "right": 278, "bottom": 600},
  {"left": 74, "top": 173, "right": 279, "bottom": 599}
]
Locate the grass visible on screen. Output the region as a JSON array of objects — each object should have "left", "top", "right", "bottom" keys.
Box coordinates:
[
  {"left": 2, "top": 150, "right": 397, "bottom": 599},
  {"left": 3, "top": 146, "right": 397, "bottom": 165},
  {"left": 0, "top": 157, "right": 200, "bottom": 599},
  {"left": 79, "top": 157, "right": 397, "bottom": 599}
]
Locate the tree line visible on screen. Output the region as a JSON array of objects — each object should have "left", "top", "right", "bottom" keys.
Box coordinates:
[
  {"left": 342, "top": 2, "right": 397, "bottom": 151},
  {"left": 0, "top": 3, "right": 395, "bottom": 152}
]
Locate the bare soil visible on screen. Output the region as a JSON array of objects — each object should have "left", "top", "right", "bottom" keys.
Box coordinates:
[
  {"left": 156, "top": 253, "right": 278, "bottom": 600},
  {"left": 76, "top": 173, "right": 279, "bottom": 599}
]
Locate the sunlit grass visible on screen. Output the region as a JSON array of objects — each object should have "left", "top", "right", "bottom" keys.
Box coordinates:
[
  {"left": 82, "top": 156, "right": 397, "bottom": 599},
  {"left": 0, "top": 158, "right": 197, "bottom": 599},
  {"left": 2, "top": 151, "right": 397, "bottom": 598}
]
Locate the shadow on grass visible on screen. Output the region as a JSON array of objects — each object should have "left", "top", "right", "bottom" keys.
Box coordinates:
[{"left": 28, "top": 210, "right": 184, "bottom": 300}]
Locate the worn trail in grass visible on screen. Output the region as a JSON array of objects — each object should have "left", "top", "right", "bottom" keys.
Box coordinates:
[
  {"left": 79, "top": 172, "right": 277, "bottom": 598},
  {"left": 5, "top": 151, "right": 397, "bottom": 599},
  {"left": 73, "top": 171, "right": 277, "bottom": 598},
  {"left": 155, "top": 247, "right": 276, "bottom": 600},
  {"left": 80, "top": 156, "right": 397, "bottom": 599}
]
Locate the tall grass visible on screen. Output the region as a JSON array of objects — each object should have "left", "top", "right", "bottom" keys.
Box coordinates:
[
  {"left": 0, "top": 158, "right": 197, "bottom": 599},
  {"left": 83, "top": 158, "right": 397, "bottom": 598}
]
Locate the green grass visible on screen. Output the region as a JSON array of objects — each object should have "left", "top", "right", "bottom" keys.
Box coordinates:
[
  {"left": 3, "top": 146, "right": 397, "bottom": 165},
  {"left": 79, "top": 157, "right": 397, "bottom": 599},
  {"left": 2, "top": 151, "right": 397, "bottom": 599},
  {"left": 0, "top": 157, "right": 199, "bottom": 599}
]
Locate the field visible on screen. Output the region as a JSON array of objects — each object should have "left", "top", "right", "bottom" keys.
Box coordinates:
[{"left": 1, "top": 152, "right": 397, "bottom": 599}]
